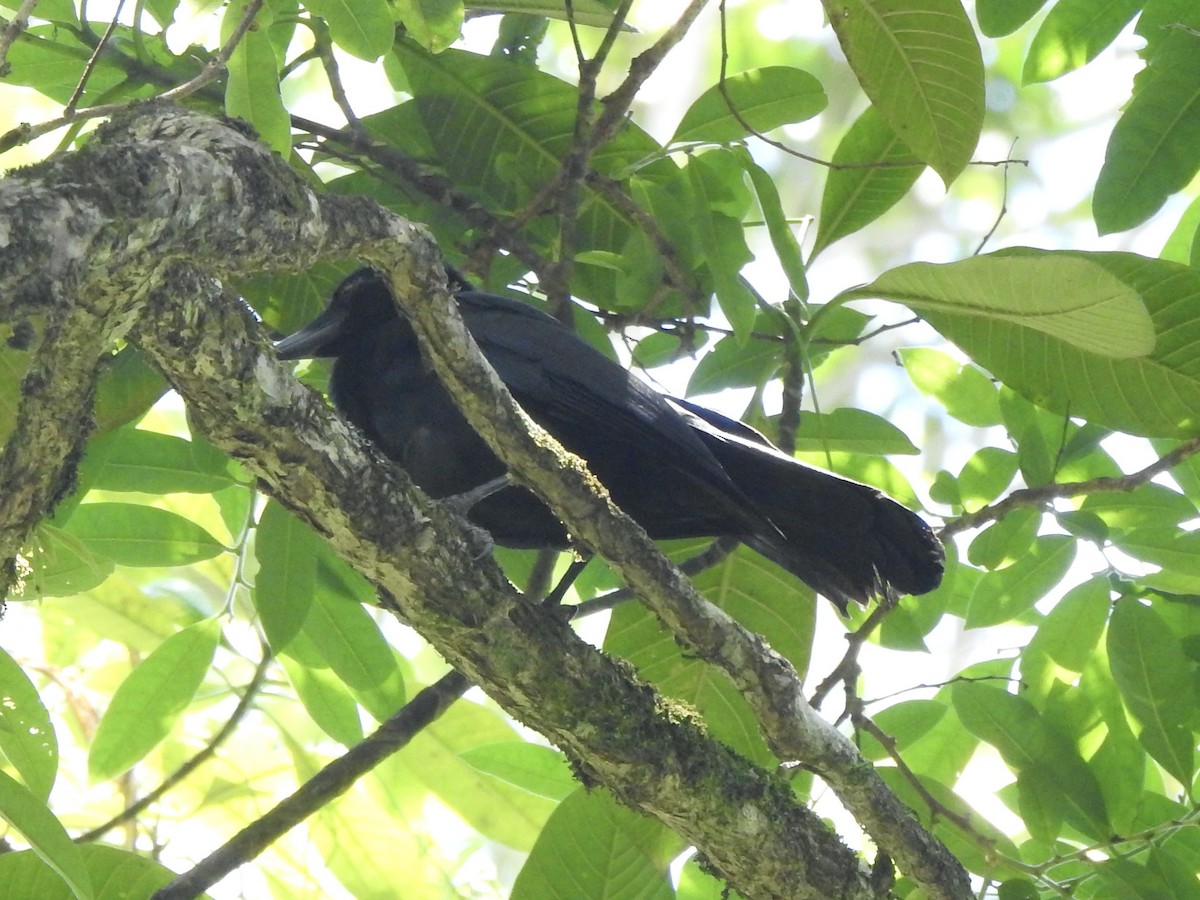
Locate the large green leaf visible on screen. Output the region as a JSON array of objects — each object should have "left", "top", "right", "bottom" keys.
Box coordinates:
[
  {"left": 0, "top": 845, "right": 176, "bottom": 900},
  {"left": 0, "top": 649, "right": 57, "bottom": 801},
  {"left": 511, "top": 789, "right": 677, "bottom": 900},
  {"left": 811, "top": 104, "right": 923, "bottom": 258},
  {"left": 304, "top": 0, "right": 395, "bottom": 59},
  {"left": 898, "top": 348, "right": 1002, "bottom": 428},
  {"left": 1094, "top": 28, "right": 1200, "bottom": 234},
  {"left": 789, "top": 408, "right": 919, "bottom": 455},
  {"left": 894, "top": 251, "right": 1200, "bottom": 437},
  {"left": 0, "top": 772, "right": 92, "bottom": 899},
  {"left": 80, "top": 427, "right": 235, "bottom": 495},
  {"left": 254, "top": 499, "right": 320, "bottom": 651},
  {"left": 826, "top": 0, "right": 983, "bottom": 183},
  {"left": 21, "top": 525, "right": 115, "bottom": 598},
  {"left": 460, "top": 742, "right": 576, "bottom": 801},
  {"left": 1022, "top": 0, "right": 1142, "bottom": 84},
  {"left": 88, "top": 618, "right": 220, "bottom": 782},
  {"left": 952, "top": 682, "right": 1110, "bottom": 839},
  {"left": 223, "top": 2, "right": 290, "bottom": 154},
  {"left": 390, "top": 702, "right": 557, "bottom": 851},
  {"left": 63, "top": 503, "right": 226, "bottom": 567},
  {"left": 850, "top": 252, "right": 1154, "bottom": 358},
  {"left": 672, "top": 66, "right": 827, "bottom": 144},
  {"left": 965, "top": 535, "right": 1076, "bottom": 628},
  {"left": 1107, "top": 600, "right": 1197, "bottom": 785}
]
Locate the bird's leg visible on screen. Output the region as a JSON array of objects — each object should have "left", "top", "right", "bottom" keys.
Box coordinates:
[
  {"left": 542, "top": 554, "right": 591, "bottom": 609},
  {"left": 439, "top": 475, "right": 511, "bottom": 559},
  {"left": 441, "top": 474, "right": 512, "bottom": 517}
]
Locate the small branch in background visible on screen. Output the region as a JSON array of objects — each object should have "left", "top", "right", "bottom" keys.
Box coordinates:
[
  {"left": 941, "top": 435, "right": 1200, "bottom": 540},
  {"left": 66, "top": 0, "right": 128, "bottom": 113},
  {"left": 77, "top": 643, "right": 275, "bottom": 844},
  {"left": 152, "top": 670, "right": 473, "bottom": 900},
  {"left": 972, "top": 138, "right": 1019, "bottom": 256}
]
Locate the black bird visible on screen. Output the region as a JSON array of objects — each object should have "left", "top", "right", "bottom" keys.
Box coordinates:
[{"left": 275, "top": 268, "right": 944, "bottom": 610}]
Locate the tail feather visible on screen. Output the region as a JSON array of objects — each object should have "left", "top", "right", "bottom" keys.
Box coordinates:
[{"left": 670, "top": 399, "right": 944, "bottom": 610}]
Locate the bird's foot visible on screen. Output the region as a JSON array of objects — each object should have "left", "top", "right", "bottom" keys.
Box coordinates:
[{"left": 442, "top": 475, "right": 512, "bottom": 517}]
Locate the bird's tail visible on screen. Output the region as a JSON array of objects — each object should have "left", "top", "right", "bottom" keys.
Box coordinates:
[{"left": 671, "top": 399, "right": 944, "bottom": 611}]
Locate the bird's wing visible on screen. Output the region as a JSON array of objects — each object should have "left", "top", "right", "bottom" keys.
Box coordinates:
[{"left": 455, "top": 292, "right": 770, "bottom": 533}]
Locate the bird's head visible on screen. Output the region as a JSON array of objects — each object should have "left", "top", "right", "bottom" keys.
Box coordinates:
[{"left": 275, "top": 266, "right": 472, "bottom": 360}]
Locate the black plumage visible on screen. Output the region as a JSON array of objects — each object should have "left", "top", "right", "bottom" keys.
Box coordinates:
[{"left": 275, "top": 268, "right": 944, "bottom": 610}]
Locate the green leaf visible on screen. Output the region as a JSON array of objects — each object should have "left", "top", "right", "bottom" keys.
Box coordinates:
[
  {"left": 0, "top": 771, "right": 93, "bottom": 899},
  {"left": 812, "top": 105, "right": 923, "bottom": 258},
  {"left": 297, "top": 575, "right": 406, "bottom": 722},
  {"left": 223, "top": 3, "right": 291, "bottom": 154},
  {"left": 394, "top": 0, "right": 462, "bottom": 52},
  {"left": 827, "top": 0, "right": 983, "bottom": 183},
  {"left": 512, "top": 789, "right": 676, "bottom": 900},
  {"left": 81, "top": 427, "right": 234, "bottom": 494},
  {"left": 1022, "top": 578, "right": 1111, "bottom": 696},
  {"left": 280, "top": 649, "right": 365, "bottom": 745},
  {"left": 468, "top": 0, "right": 630, "bottom": 30},
  {"left": 686, "top": 332, "right": 780, "bottom": 397},
  {"left": 1022, "top": 0, "right": 1142, "bottom": 84},
  {"left": 21, "top": 525, "right": 115, "bottom": 598},
  {"left": 858, "top": 699, "right": 947, "bottom": 761},
  {"left": 898, "top": 348, "right": 1002, "bottom": 427},
  {"left": 996, "top": 879, "right": 1040, "bottom": 900},
  {"left": 975, "top": 0, "right": 1047, "bottom": 36},
  {"left": 1107, "top": 600, "right": 1197, "bottom": 785},
  {"left": 852, "top": 252, "right": 1155, "bottom": 358},
  {"left": 952, "top": 682, "right": 1109, "bottom": 838},
  {"left": 254, "top": 500, "right": 320, "bottom": 651},
  {"left": 88, "top": 619, "right": 220, "bottom": 783},
  {"left": 672, "top": 66, "right": 827, "bottom": 144},
  {"left": 391, "top": 702, "right": 556, "bottom": 851},
  {"left": 304, "top": 0, "right": 395, "bottom": 59},
  {"left": 967, "top": 507, "right": 1039, "bottom": 570},
  {"left": 956, "top": 446, "right": 1019, "bottom": 508},
  {"left": 62, "top": 503, "right": 225, "bottom": 567},
  {"left": 965, "top": 535, "right": 1076, "bottom": 628},
  {"left": 685, "top": 152, "right": 756, "bottom": 340},
  {"left": 790, "top": 407, "right": 919, "bottom": 455},
  {"left": 0, "top": 845, "right": 176, "bottom": 900},
  {"left": 92, "top": 348, "right": 168, "bottom": 435},
  {"left": 740, "top": 153, "right": 808, "bottom": 300},
  {"left": 0, "top": 649, "right": 56, "bottom": 802},
  {"left": 3, "top": 28, "right": 126, "bottom": 105},
  {"left": 460, "top": 742, "right": 577, "bottom": 801},
  {"left": 391, "top": 41, "right": 671, "bottom": 309},
  {"left": 905, "top": 251, "right": 1200, "bottom": 438},
  {"left": 1094, "top": 29, "right": 1200, "bottom": 234}
]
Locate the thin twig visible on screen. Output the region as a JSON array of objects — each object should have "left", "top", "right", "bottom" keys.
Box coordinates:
[
  {"left": 152, "top": 669, "right": 473, "bottom": 900},
  {"left": 66, "top": 0, "right": 127, "bottom": 113},
  {"left": 942, "top": 435, "right": 1200, "bottom": 539}
]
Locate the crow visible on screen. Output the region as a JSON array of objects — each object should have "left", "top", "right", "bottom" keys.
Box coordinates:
[{"left": 275, "top": 268, "right": 944, "bottom": 610}]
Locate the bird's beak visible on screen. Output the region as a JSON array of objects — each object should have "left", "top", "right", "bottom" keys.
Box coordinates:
[{"left": 274, "top": 305, "right": 349, "bottom": 360}]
